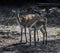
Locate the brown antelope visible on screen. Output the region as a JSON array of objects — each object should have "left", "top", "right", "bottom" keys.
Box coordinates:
[
  {"left": 12, "top": 8, "right": 47, "bottom": 46},
  {"left": 17, "top": 7, "right": 47, "bottom": 45}
]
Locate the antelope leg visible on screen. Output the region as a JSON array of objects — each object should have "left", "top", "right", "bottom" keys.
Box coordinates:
[
  {"left": 37, "top": 30, "right": 39, "bottom": 42},
  {"left": 45, "top": 31, "right": 47, "bottom": 44},
  {"left": 25, "top": 27, "right": 27, "bottom": 43},
  {"left": 40, "top": 27, "right": 45, "bottom": 44},
  {"left": 34, "top": 27, "right": 36, "bottom": 46},
  {"left": 44, "top": 25, "right": 47, "bottom": 45},
  {"left": 29, "top": 29, "right": 31, "bottom": 46},
  {"left": 20, "top": 27, "right": 23, "bottom": 43}
]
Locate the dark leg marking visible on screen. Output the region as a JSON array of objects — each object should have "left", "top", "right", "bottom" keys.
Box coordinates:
[
  {"left": 34, "top": 27, "right": 36, "bottom": 46},
  {"left": 25, "top": 27, "right": 27, "bottom": 43},
  {"left": 20, "top": 27, "right": 23, "bottom": 43},
  {"left": 29, "top": 29, "right": 31, "bottom": 46}
]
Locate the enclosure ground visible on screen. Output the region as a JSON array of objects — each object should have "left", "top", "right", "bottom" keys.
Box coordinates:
[{"left": 0, "top": 26, "right": 60, "bottom": 53}]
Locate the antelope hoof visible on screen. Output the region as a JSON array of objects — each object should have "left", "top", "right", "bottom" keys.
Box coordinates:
[
  {"left": 37, "top": 38, "right": 39, "bottom": 42},
  {"left": 45, "top": 41, "right": 47, "bottom": 45},
  {"left": 20, "top": 40, "right": 22, "bottom": 43},
  {"left": 43, "top": 41, "right": 44, "bottom": 44},
  {"left": 30, "top": 43, "right": 31, "bottom": 46},
  {"left": 26, "top": 40, "right": 28, "bottom": 43},
  {"left": 34, "top": 43, "right": 36, "bottom": 46}
]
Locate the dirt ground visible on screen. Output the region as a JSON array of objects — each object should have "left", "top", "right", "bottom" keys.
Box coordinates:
[{"left": 0, "top": 26, "right": 60, "bottom": 53}]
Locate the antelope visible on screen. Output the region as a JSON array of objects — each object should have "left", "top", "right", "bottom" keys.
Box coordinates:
[{"left": 12, "top": 8, "right": 47, "bottom": 46}]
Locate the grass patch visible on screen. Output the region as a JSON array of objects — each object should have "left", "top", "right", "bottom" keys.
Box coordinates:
[
  {"left": 7, "top": 23, "right": 16, "bottom": 27},
  {"left": 55, "top": 30, "right": 60, "bottom": 36}
]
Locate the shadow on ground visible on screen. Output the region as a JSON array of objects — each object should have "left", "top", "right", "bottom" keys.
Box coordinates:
[{"left": 0, "top": 38, "right": 60, "bottom": 53}]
